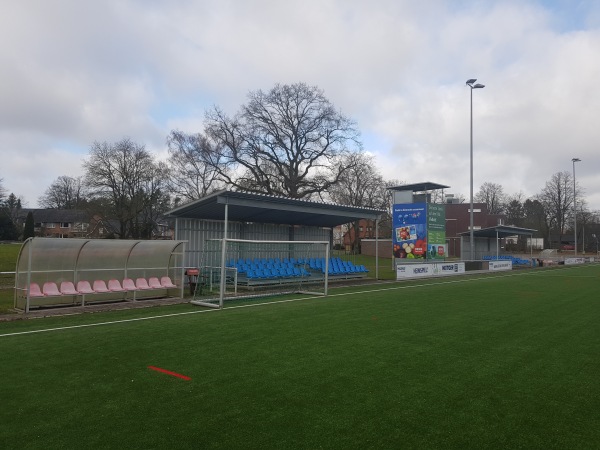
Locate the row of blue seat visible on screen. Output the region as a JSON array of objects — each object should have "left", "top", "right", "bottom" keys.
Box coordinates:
[
  {"left": 308, "top": 257, "right": 369, "bottom": 274},
  {"left": 228, "top": 257, "right": 302, "bottom": 266},
  {"left": 227, "top": 256, "right": 369, "bottom": 279},
  {"left": 246, "top": 266, "right": 311, "bottom": 280}
]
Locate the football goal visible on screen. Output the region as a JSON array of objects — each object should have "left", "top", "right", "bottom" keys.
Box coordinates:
[{"left": 190, "top": 238, "right": 330, "bottom": 308}]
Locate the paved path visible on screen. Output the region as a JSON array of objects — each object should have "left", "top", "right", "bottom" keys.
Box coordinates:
[{"left": 0, "top": 296, "right": 190, "bottom": 322}]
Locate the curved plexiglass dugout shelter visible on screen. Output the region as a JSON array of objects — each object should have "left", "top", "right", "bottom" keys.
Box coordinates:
[{"left": 14, "top": 238, "right": 185, "bottom": 312}]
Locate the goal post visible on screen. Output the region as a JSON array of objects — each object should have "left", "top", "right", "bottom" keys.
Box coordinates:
[{"left": 190, "top": 238, "right": 330, "bottom": 309}]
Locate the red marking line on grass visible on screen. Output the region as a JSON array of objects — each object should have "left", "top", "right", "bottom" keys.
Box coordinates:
[{"left": 148, "top": 365, "right": 191, "bottom": 381}]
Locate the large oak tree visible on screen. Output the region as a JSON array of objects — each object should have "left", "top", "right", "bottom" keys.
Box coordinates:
[{"left": 204, "top": 82, "right": 362, "bottom": 199}]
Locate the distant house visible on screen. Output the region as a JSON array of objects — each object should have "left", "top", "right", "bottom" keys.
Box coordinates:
[
  {"left": 342, "top": 219, "right": 379, "bottom": 252},
  {"left": 16, "top": 209, "right": 174, "bottom": 240},
  {"left": 16, "top": 209, "right": 92, "bottom": 238}
]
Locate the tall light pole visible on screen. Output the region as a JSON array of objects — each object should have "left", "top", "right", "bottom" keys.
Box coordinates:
[
  {"left": 467, "top": 78, "right": 485, "bottom": 260},
  {"left": 572, "top": 157, "right": 581, "bottom": 255}
]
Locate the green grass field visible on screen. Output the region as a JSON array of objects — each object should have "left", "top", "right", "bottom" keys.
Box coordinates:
[
  {"left": 0, "top": 243, "right": 21, "bottom": 314},
  {"left": 1, "top": 264, "right": 599, "bottom": 449}
]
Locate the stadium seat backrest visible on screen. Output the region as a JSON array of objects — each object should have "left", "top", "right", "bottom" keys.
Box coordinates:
[
  {"left": 29, "top": 283, "right": 44, "bottom": 297},
  {"left": 122, "top": 278, "right": 137, "bottom": 291},
  {"left": 77, "top": 281, "right": 95, "bottom": 294},
  {"left": 42, "top": 282, "right": 61, "bottom": 296},
  {"left": 160, "top": 276, "right": 177, "bottom": 288},
  {"left": 93, "top": 280, "right": 110, "bottom": 293},
  {"left": 108, "top": 279, "right": 126, "bottom": 292},
  {"left": 136, "top": 278, "right": 151, "bottom": 290},
  {"left": 60, "top": 281, "right": 79, "bottom": 295},
  {"left": 148, "top": 277, "right": 162, "bottom": 289}
]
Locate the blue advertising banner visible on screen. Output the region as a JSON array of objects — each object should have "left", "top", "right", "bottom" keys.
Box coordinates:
[{"left": 392, "top": 203, "right": 427, "bottom": 259}]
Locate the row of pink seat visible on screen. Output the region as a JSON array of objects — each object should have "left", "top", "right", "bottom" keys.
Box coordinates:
[{"left": 28, "top": 276, "right": 178, "bottom": 298}]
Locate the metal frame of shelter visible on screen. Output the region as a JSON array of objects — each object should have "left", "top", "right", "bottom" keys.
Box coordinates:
[
  {"left": 166, "top": 190, "right": 385, "bottom": 307},
  {"left": 458, "top": 225, "right": 537, "bottom": 260},
  {"left": 15, "top": 237, "right": 186, "bottom": 312}
]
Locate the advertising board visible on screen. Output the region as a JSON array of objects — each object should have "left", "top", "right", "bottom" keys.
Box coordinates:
[
  {"left": 392, "top": 202, "right": 446, "bottom": 260},
  {"left": 427, "top": 203, "right": 446, "bottom": 260},
  {"left": 489, "top": 260, "right": 512, "bottom": 271},
  {"left": 564, "top": 258, "right": 585, "bottom": 265},
  {"left": 396, "top": 262, "right": 465, "bottom": 280}
]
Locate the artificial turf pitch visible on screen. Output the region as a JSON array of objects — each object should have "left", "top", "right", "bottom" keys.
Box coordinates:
[{"left": 1, "top": 265, "right": 599, "bottom": 449}]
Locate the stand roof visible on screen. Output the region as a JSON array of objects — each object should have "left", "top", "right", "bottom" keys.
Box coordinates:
[
  {"left": 165, "top": 190, "right": 384, "bottom": 228},
  {"left": 387, "top": 182, "right": 450, "bottom": 192},
  {"left": 458, "top": 225, "right": 537, "bottom": 238}
]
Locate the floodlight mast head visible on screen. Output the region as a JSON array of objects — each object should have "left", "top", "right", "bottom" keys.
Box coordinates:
[{"left": 467, "top": 79, "right": 485, "bottom": 89}]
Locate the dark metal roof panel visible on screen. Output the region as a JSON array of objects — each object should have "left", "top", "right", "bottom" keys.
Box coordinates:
[
  {"left": 388, "top": 182, "right": 450, "bottom": 192},
  {"left": 458, "top": 225, "right": 537, "bottom": 238},
  {"left": 166, "top": 190, "right": 384, "bottom": 228}
]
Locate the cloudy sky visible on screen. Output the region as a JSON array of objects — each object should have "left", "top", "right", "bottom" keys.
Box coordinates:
[{"left": 1, "top": 0, "right": 599, "bottom": 210}]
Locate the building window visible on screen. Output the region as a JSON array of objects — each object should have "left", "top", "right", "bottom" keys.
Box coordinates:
[{"left": 61, "top": 222, "right": 70, "bottom": 228}]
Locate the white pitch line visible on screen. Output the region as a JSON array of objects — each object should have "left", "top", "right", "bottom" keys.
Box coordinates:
[{"left": 0, "top": 268, "right": 586, "bottom": 339}]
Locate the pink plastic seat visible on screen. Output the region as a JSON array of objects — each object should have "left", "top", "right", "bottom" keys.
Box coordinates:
[
  {"left": 60, "top": 281, "right": 79, "bottom": 295},
  {"left": 122, "top": 278, "right": 138, "bottom": 291},
  {"left": 29, "top": 283, "right": 45, "bottom": 297},
  {"left": 136, "top": 278, "right": 152, "bottom": 290},
  {"left": 148, "top": 277, "right": 162, "bottom": 289},
  {"left": 76, "top": 281, "right": 95, "bottom": 294},
  {"left": 92, "top": 280, "right": 110, "bottom": 293},
  {"left": 160, "top": 276, "right": 177, "bottom": 288},
  {"left": 108, "top": 279, "right": 126, "bottom": 292},
  {"left": 42, "top": 282, "right": 61, "bottom": 296}
]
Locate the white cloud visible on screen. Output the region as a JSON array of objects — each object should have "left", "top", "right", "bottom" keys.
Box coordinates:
[{"left": 0, "top": 0, "right": 599, "bottom": 212}]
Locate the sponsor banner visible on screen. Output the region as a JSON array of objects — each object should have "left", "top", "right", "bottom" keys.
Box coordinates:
[
  {"left": 435, "top": 262, "right": 466, "bottom": 275},
  {"left": 427, "top": 203, "right": 446, "bottom": 260},
  {"left": 396, "top": 262, "right": 465, "bottom": 279},
  {"left": 392, "top": 203, "right": 427, "bottom": 260},
  {"left": 564, "top": 257, "right": 585, "bottom": 265},
  {"left": 397, "top": 263, "right": 430, "bottom": 279},
  {"left": 489, "top": 260, "right": 512, "bottom": 271}
]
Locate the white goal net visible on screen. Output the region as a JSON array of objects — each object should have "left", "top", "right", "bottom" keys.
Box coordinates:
[{"left": 190, "top": 238, "right": 330, "bottom": 308}]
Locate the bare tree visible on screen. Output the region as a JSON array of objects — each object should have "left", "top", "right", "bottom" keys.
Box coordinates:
[
  {"left": 83, "top": 138, "right": 169, "bottom": 239},
  {"left": 166, "top": 130, "right": 228, "bottom": 202},
  {"left": 327, "top": 153, "right": 382, "bottom": 209},
  {"left": 537, "top": 171, "right": 583, "bottom": 247},
  {"left": 205, "top": 82, "right": 362, "bottom": 199},
  {"left": 39, "top": 176, "right": 88, "bottom": 209},
  {"left": 503, "top": 192, "right": 526, "bottom": 226},
  {"left": 475, "top": 182, "right": 506, "bottom": 215},
  {"left": 326, "top": 153, "right": 391, "bottom": 251}
]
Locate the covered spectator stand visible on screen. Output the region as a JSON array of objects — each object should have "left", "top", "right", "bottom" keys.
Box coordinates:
[{"left": 14, "top": 237, "right": 185, "bottom": 312}]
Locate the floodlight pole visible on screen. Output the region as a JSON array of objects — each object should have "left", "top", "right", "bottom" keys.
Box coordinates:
[
  {"left": 572, "top": 158, "right": 580, "bottom": 255},
  {"left": 467, "top": 79, "right": 485, "bottom": 260}
]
